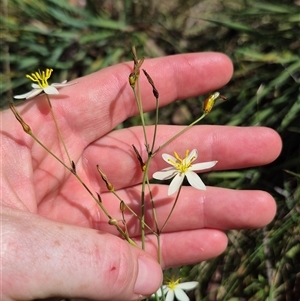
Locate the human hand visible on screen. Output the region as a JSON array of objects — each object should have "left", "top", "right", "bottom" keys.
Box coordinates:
[{"left": 1, "top": 52, "right": 281, "bottom": 300}]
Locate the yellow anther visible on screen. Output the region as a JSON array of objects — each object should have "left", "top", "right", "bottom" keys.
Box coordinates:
[
  {"left": 26, "top": 68, "right": 53, "bottom": 89},
  {"left": 168, "top": 150, "right": 193, "bottom": 173},
  {"left": 167, "top": 278, "right": 181, "bottom": 290},
  {"left": 173, "top": 151, "right": 183, "bottom": 162}
]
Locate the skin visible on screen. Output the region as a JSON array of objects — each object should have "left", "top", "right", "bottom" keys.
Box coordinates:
[{"left": 0, "top": 52, "right": 282, "bottom": 301}]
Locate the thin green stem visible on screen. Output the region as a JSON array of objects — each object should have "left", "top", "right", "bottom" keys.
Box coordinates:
[
  {"left": 111, "top": 191, "right": 156, "bottom": 235},
  {"left": 132, "top": 86, "right": 149, "bottom": 150},
  {"left": 139, "top": 153, "right": 154, "bottom": 250},
  {"left": 160, "top": 185, "right": 182, "bottom": 233},
  {"left": 29, "top": 131, "right": 112, "bottom": 220},
  {"left": 46, "top": 95, "right": 73, "bottom": 167},
  {"left": 153, "top": 113, "right": 206, "bottom": 155},
  {"left": 132, "top": 75, "right": 150, "bottom": 249},
  {"left": 140, "top": 172, "right": 146, "bottom": 250},
  {"left": 146, "top": 178, "right": 159, "bottom": 233},
  {"left": 30, "top": 132, "right": 70, "bottom": 171},
  {"left": 150, "top": 94, "right": 159, "bottom": 154},
  {"left": 157, "top": 234, "right": 162, "bottom": 266}
]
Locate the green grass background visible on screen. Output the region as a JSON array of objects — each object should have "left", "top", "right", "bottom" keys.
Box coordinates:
[{"left": 1, "top": 0, "right": 300, "bottom": 300}]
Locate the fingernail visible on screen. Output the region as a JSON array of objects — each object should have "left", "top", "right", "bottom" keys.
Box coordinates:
[{"left": 134, "top": 256, "right": 162, "bottom": 296}]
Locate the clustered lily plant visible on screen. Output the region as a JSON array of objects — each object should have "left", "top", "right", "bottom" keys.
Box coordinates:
[{"left": 10, "top": 47, "right": 226, "bottom": 301}]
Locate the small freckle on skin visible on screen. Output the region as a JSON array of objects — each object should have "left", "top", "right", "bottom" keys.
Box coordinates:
[{"left": 54, "top": 240, "right": 61, "bottom": 246}]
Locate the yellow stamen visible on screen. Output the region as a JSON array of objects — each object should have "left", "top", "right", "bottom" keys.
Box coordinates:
[
  {"left": 168, "top": 150, "right": 194, "bottom": 173},
  {"left": 174, "top": 151, "right": 183, "bottom": 163},
  {"left": 26, "top": 68, "right": 53, "bottom": 89},
  {"left": 166, "top": 278, "right": 181, "bottom": 290}
]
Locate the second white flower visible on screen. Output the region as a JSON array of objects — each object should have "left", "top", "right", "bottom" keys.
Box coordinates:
[{"left": 153, "top": 149, "right": 217, "bottom": 195}]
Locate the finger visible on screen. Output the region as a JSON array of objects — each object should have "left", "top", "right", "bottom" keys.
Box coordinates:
[
  {"left": 162, "top": 187, "right": 277, "bottom": 231},
  {"left": 2, "top": 207, "right": 162, "bottom": 300},
  {"left": 135, "top": 229, "right": 228, "bottom": 269},
  {"left": 82, "top": 125, "right": 282, "bottom": 190},
  {"left": 90, "top": 186, "right": 276, "bottom": 236},
  {"left": 40, "top": 179, "right": 276, "bottom": 239},
  {"left": 12, "top": 52, "right": 233, "bottom": 145}
]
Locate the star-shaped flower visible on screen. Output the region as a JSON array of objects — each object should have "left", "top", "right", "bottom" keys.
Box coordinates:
[
  {"left": 153, "top": 149, "right": 217, "bottom": 195},
  {"left": 14, "top": 68, "right": 75, "bottom": 99},
  {"left": 156, "top": 279, "right": 198, "bottom": 301}
]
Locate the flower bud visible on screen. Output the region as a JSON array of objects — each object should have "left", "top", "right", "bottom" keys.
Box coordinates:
[
  {"left": 129, "top": 72, "right": 136, "bottom": 88},
  {"left": 203, "top": 92, "right": 220, "bottom": 114}
]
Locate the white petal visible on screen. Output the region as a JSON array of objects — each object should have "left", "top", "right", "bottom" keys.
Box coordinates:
[
  {"left": 186, "top": 171, "right": 206, "bottom": 190},
  {"left": 177, "top": 281, "right": 199, "bottom": 290},
  {"left": 168, "top": 173, "right": 184, "bottom": 195},
  {"left": 44, "top": 86, "right": 59, "bottom": 95},
  {"left": 52, "top": 80, "right": 67, "bottom": 85},
  {"left": 174, "top": 288, "right": 189, "bottom": 301},
  {"left": 166, "top": 289, "right": 175, "bottom": 301},
  {"left": 26, "top": 88, "right": 45, "bottom": 99},
  {"left": 14, "top": 90, "right": 36, "bottom": 99},
  {"left": 14, "top": 88, "right": 44, "bottom": 99},
  {"left": 51, "top": 81, "right": 75, "bottom": 88},
  {"left": 31, "top": 83, "right": 40, "bottom": 88},
  {"left": 187, "top": 149, "right": 198, "bottom": 163},
  {"left": 153, "top": 167, "right": 177, "bottom": 180},
  {"left": 190, "top": 161, "right": 218, "bottom": 172},
  {"left": 162, "top": 153, "right": 177, "bottom": 165}
]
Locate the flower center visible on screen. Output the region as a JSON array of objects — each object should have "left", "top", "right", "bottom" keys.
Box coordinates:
[
  {"left": 168, "top": 150, "right": 195, "bottom": 174},
  {"left": 26, "top": 68, "right": 53, "bottom": 89},
  {"left": 166, "top": 277, "right": 181, "bottom": 290}
]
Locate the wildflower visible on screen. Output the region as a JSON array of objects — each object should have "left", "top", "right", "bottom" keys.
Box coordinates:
[
  {"left": 156, "top": 279, "right": 198, "bottom": 301},
  {"left": 14, "top": 68, "right": 75, "bottom": 99},
  {"left": 153, "top": 149, "right": 217, "bottom": 195}
]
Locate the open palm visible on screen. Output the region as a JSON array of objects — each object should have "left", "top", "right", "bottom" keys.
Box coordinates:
[{"left": 1, "top": 52, "right": 281, "bottom": 300}]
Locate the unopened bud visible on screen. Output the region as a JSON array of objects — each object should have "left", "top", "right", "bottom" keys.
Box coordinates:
[
  {"left": 129, "top": 72, "right": 136, "bottom": 88},
  {"left": 108, "top": 218, "right": 118, "bottom": 226},
  {"left": 142, "top": 69, "right": 159, "bottom": 98},
  {"left": 132, "top": 144, "right": 146, "bottom": 172},
  {"left": 120, "top": 201, "right": 126, "bottom": 212},
  {"left": 9, "top": 103, "right": 32, "bottom": 134},
  {"left": 97, "top": 165, "right": 114, "bottom": 191},
  {"left": 203, "top": 92, "right": 220, "bottom": 114},
  {"left": 203, "top": 92, "right": 227, "bottom": 114}
]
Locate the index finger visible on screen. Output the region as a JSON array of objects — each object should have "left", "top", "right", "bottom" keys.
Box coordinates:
[
  {"left": 14, "top": 52, "right": 233, "bottom": 146},
  {"left": 74, "top": 52, "right": 233, "bottom": 144}
]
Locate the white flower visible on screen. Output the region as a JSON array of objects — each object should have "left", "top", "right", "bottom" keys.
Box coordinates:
[
  {"left": 14, "top": 68, "right": 75, "bottom": 99},
  {"left": 156, "top": 280, "right": 198, "bottom": 301},
  {"left": 153, "top": 149, "right": 217, "bottom": 195}
]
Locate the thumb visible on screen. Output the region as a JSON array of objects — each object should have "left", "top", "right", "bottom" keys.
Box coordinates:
[{"left": 1, "top": 207, "right": 163, "bottom": 300}]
